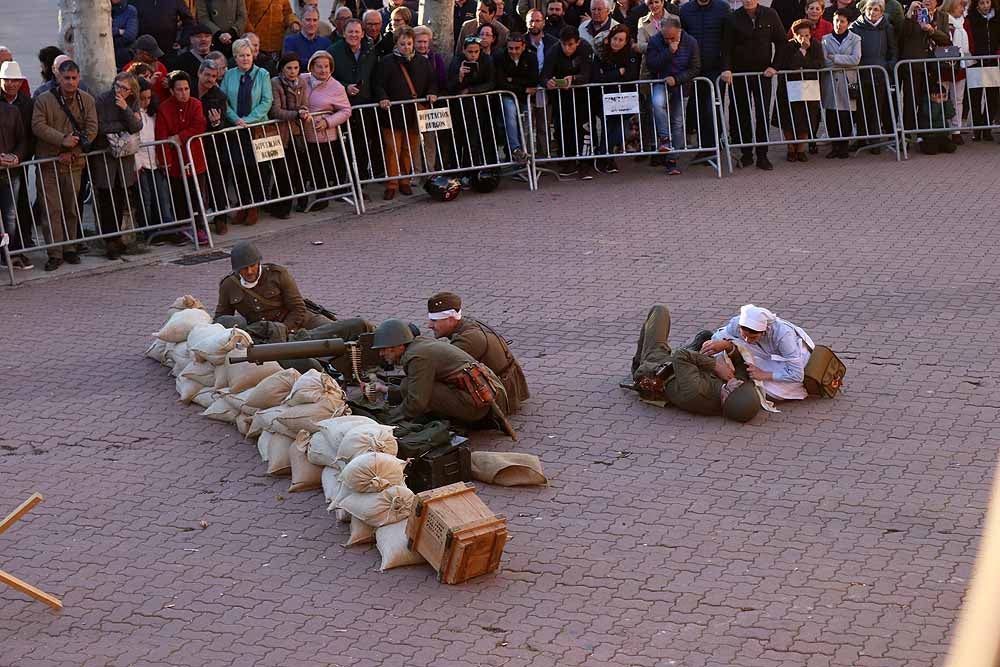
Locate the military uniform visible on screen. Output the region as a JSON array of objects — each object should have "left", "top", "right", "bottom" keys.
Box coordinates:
[
  {"left": 632, "top": 305, "right": 731, "bottom": 416},
  {"left": 215, "top": 263, "right": 331, "bottom": 333},
  {"left": 449, "top": 318, "right": 529, "bottom": 415},
  {"left": 397, "top": 336, "right": 509, "bottom": 423}
]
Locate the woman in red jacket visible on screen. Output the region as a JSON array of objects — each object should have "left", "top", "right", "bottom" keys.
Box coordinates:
[{"left": 155, "top": 70, "right": 215, "bottom": 240}]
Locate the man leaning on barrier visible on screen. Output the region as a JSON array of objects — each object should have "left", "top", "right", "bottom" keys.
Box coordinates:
[
  {"left": 646, "top": 14, "right": 702, "bottom": 175},
  {"left": 541, "top": 26, "right": 595, "bottom": 179},
  {"left": 495, "top": 32, "right": 536, "bottom": 163},
  {"left": 0, "top": 60, "right": 35, "bottom": 270},
  {"left": 720, "top": 0, "right": 786, "bottom": 171},
  {"left": 31, "top": 59, "right": 98, "bottom": 272}
]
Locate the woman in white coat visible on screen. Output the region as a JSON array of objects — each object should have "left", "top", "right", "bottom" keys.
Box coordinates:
[{"left": 821, "top": 8, "right": 863, "bottom": 158}]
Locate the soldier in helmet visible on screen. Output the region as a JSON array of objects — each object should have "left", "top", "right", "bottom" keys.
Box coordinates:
[
  {"left": 215, "top": 241, "right": 372, "bottom": 341},
  {"left": 425, "top": 291, "right": 529, "bottom": 415},
  {"left": 630, "top": 305, "right": 762, "bottom": 423},
  {"left": 370, "top": 318, "right": 511, "bottom": 426}
]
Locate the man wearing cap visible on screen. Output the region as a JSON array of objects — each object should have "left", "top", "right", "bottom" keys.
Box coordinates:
[
  {"left": 631, "top": 305, "right": 761, "bottom": 421},
  {"left": 124, "top": 36, "right": 170, "bottom": 100},
  {"left": 172, "top": 24, "right": 216, "bottom": 80},
  {"left": 195, "top": 0, "right": 247, "bottom": 55},
  {"left": 0, "top": 61, "right": 28, "bottom": 273},
  {"left": 133, "top": 0, "right": 195, "bottom": 57},
  {"left": 215, "top": 241, "right": 373, "bottom": 340},
  {"left": 0, "top": 47, "right": 31, "bottom": 97},
  {"left": 700, "top": 304, "right": 814, "bottom": 400},
  {"left": 0, "top": 60, "right": 36, "bottom": 270},
  {"left": 426, "top": 292, "right": 530, "bottom": 415},
  {"left": 370, "top": 318, "right": 511, "bottom": 425}
]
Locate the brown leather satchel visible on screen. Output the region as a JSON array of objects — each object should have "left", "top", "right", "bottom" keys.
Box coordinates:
[
  {"left": 447, "top": 363, "right": 496, "bottom": 409},
  {"left": 803, "top": 345, "right": 846, "bottom": 398}
]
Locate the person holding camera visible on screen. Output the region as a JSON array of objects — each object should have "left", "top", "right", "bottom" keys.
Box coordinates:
[
  {"left": 31, "top": 59, "right": 97, "bottom": 272},
  {"left": 447, "top": 36, "right": 498, "bottom": 170}
]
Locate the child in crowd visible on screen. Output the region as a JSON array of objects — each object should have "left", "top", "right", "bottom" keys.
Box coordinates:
[{"left": 918, "top": 83, "right": 957, "bottom": 155}]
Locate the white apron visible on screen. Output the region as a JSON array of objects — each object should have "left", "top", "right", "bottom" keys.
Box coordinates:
[{"left": 744, "top": 319, "right": 814, "bottom": 401}]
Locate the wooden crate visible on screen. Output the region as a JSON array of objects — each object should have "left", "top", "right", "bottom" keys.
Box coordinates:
[{"left": 405, "top": 482, "right": 507, "bottom": 584}]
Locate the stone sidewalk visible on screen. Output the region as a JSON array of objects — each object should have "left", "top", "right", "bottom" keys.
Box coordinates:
[{"left": 2, "top": 147, "right": 999, "bottom": 667}]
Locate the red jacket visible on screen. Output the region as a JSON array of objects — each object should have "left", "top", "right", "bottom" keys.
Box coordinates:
[{"left": 155, "top": 95, "right": 207, "bottom": 177}]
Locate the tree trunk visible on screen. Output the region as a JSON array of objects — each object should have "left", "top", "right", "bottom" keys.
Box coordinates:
[
  {"left": 419, "top": 0, "right": 456, "bottom": 67},
  {"left": 58, "top": 0, "right": 117, "bottom": 93}
]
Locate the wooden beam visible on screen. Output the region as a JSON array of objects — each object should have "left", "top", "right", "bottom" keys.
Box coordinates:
[
  {"left": 0, "top": 570, "right": 63, "bottom": 609},
  {"left": 0, "top": 493, "right": 43, "bottom": 536}
]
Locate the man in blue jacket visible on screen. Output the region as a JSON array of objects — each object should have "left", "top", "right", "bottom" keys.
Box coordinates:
[
  {"left": 645, "top": 15, "right": 701, "bottom": 174},
  {"left": 679, "top": 0, "right": 729, "bottom": 155}
]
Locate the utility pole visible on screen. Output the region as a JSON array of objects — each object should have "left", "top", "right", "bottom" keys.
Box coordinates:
[
  {"left": 419, "top": 0, "right": 456, "bottom": 65},
  {"left": 58, "top": 0, "right": 116, "bottom": 92}
]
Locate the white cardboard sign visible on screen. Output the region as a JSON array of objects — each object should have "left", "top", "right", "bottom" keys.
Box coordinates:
[
  {"left": 417, "top": 107, "right": 452, "bottom": 132},
  {"left": 786, "top": 80, "right": 821, "bottom": 102},
  {"left": 967, "top": 66, "right": 1000, "bottom": 89},
  {"left": 602, "top": 91, "right": 640, "bottom": 116},
  {"left": 252, "top": 134, "right": 285, "bottom": 162}
]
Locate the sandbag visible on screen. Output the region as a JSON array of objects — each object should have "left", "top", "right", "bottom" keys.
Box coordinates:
[
  {"left": 217, "top": 388, "right": 254, "bottom": 412},
  {"left": 337, "top": 485, "right": 414, "bottom": 528},
  {"left": 270, "top": 398, "right": 348, "bottom": 438},
  {"left": 321, "top": 466, "right": 341, "bottom": 504},
  {"left": 244, "top": 368, "right": 301, "bottom": 409},
  {"left": 257, "top": 430, "right": 274, "bottom": 462},
  {"left": 267, "top": 433, "right": 294, "bottom": 475},
  {"left": 226, "top": 359, "right": 284, "bottom": 394},
  {"left": 288, "top": 430, "right": 323, "bottom": 493},
  {"left": 286, "top": 369, "right": 346, "bottom": 407},
  {"left": 249, "top": 405, "right": 287, "bottom": 439},
  {"left": 202, "top": 396, "right": 239, "bottom": 424},
  {"left": 235, "top": 410, "right": 255, "bottom": 437},
  {"left": 344, "top": 515, "right": 375, "bottom": 546},
  {"left": 170, "top": 342, "right": 191, "bottom": 376},
  {"left": 337, "top": 423, "right": 398, "bottom": 463},
  {"left": 145, "top": 339, "right": 170, "bottom": 364},
  {"left": 189, "top": 325, "right": 253, "bottom": 365},
  {"left": 167, "top": 295, "right": 205, "bottom": 318},
  {"left": 471, "top": 452, "right": 548, "bottom": 487},
  {"left": 340, "top": 452, "right": 406, "bottom": 494},
  {"left": 176, "top": 375, "right": 205, "bottom": 403},
  {"left": 375, "top": 520, "right": 427, "bottom": 571},
  {"left": 178, "top": 360, "right": 216, "bottom": 386},
  {"left": 155, "top": 308, "right": 212, "bottom": 343},
  {"left": 309, "top": 415, "right": 378, "bottom": 467},
  {"left": 191, "top": 387, "right": 217, "bottom": 409}
]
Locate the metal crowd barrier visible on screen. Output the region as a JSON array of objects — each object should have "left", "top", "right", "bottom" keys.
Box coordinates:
[
  {"left": 716, "top": 65, "right": 900, "bottom": 172},
  {"left": 185, "top": 113, "right": 359, "bottom": 244},
  {"left": 1, "top": 138, "right": 199, "bottom": 286},
  {"left": 894, "top": 55, "right": 1000, "bottom": 159},
  {"left": 345, "top": 89, "right": 534, "bottom": 210},
  {"left": 528, "top": 77, "right": 722, "bottom": 179}
]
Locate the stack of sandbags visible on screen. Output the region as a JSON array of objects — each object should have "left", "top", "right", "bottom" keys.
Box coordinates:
[
  {"left": 238, "top": 367, "right": 301, "bottom": 438},
  {"left": 312, "top": 416, "right": 388, "bottom": 523},
  {"left": 250, "top": 369, "right": 350, "bottom": 477}
]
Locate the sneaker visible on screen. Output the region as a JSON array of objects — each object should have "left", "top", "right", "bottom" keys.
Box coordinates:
[
  {"left": 605, "top": 158, "right": 619, "bottom": 174},
  {"left": 13, "top": 256, "right": 33, "bottom": 270},
  {"left": 64, "top": 251, "right": 81, "bottom": 264},
  {"left": 658, "top": 138, "right": 673, "bottom": 152},
  {"left": 557, "top": 164, "right": 578, "bottom": 177},
  {"left": 44, "top": 257, "right": 63, "bottom": 272},
  {"left": 512, "top": 147, "right": 528, "bottom": 163},
  {"left": 578, "top": 165, "right": 594, "bottom": 181},
  {"left": 665, "top": 160, "right": 681, "bottom": 176},
  {"left": 196, "top": 230, "right": 210, "bottom": 245}
]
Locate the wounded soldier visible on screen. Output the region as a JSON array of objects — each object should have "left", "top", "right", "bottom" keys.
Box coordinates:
[{"left": 630, "top": 305, "right": 760, "bottom": 423}]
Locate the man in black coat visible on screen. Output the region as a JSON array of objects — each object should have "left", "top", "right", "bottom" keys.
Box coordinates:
[
  {"left": 132, "top": 0, "right": 195, "bottom": 60},
  {"left": 720, "top": 0, "right": 785, "bottom": 170},
  {"left": 331, "top": 18, "right": 384, "bottom": 181},
  {"left": 171, "top": 24, "right": 215, "bottom": 80},
  {"left": 540, "top": 26, "right": 593, "bottom": 178}
]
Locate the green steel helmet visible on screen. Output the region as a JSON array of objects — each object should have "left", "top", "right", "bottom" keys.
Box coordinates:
[
  {"left": 722, "top": 381, "right": 761, "bottom": 423},
  {"left": 230, "top": 241, "right": 262, "bottom": 273},
  {"left": 371, "top": 318, "right": 415, "bottom": 349}
]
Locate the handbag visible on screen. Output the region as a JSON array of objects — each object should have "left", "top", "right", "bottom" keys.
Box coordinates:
[
  {"left": 934, "top": 45, "right": 962, "bottom": 81},
  {"left": 803, "top": 345, "right": 847, "bottom": 398},
  {"left": 106, "top": 131, "right": 140, "bottom": 158}
]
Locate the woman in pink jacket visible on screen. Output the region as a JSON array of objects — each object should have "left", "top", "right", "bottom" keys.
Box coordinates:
[{"left": 301, "top": 50, "right": 352, "bottom": 210}]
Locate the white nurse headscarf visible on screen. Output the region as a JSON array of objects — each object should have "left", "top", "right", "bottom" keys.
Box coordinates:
[{"left": 738, "top": 304, "right": 777, "bottom": 332}]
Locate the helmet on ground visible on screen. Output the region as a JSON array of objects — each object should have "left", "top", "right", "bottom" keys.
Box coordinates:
[
  {"left": 230, "top": 241, "right": 262, "bottom": 273},
  {"left": 424, "top": 176, "right": 462, "bottom": 202},
  {"left": 722, "top": 382, "right": 761, "bottom": 423},
  {"left": 371, "top": 318, "right": 416, "bottom": 349},
  {"left": 470, "top": 170, "right": 500, "bottom": 193}
]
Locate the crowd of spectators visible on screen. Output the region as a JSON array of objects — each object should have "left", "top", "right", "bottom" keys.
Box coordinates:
[{"left": 0, "top": 0, "right": 997, "bottom": 273}]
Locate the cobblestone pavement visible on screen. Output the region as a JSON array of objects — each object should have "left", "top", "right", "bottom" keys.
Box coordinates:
[{"left": 2, "top": 148, "right": 999, "bottom": 667}]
